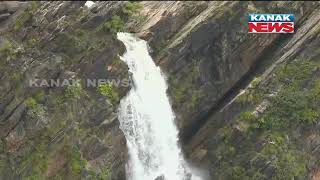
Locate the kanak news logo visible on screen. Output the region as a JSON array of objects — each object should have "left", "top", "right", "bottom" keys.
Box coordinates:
[{"left": 248, "top": 14, "right": 294, "bottom": 33}]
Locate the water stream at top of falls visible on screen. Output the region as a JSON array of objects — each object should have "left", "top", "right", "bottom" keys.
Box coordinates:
[{"left": 117, "top": 33, "right": 202, "bottom": 180}]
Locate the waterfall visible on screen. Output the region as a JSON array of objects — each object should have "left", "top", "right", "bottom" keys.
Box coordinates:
[{"left": 117, "top": 33, "right": 201, "bottom": 180}]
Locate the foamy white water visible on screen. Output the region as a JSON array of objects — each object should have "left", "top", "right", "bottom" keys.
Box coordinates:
[
  {"left": 84, "top": 1, "right": 95, "bottom": 8},
  {"left": 117, "top": 33, "right": 201, "bottom": 180}
]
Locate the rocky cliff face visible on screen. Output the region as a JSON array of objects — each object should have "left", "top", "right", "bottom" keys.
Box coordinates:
[
  {"left": 132, "top": 1, "right": 320, "bottom": 179},
  {"left": 0, "top": 2, "right": 129, "bottom": 179},
  {"left": 0, "top": 1, "right": 320, "bottom": 180}
]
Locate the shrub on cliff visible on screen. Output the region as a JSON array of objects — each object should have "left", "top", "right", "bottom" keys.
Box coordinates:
[
  {"left": 64, "top": 83, "right": 82, "bottom": 101},
  {"left": 97, "top": 83, "right": 119, "bottom": 103},
  {"left": 25, "top": 97, "right": 47, "bottom": 126},
  {"left": 63, "top": 145, "right": 87, "bottom": 177},
  {"left": 101, "top": 2, "right": 143, "bottom": 35},
  {"left": 122, "top": 2, "right": 143, "bottom": 18},
  {"left": 0, "top": 40, "right": 16, "bottom": 60},
  {"left": 102, "top": 15, "right": 125, "bottom": 35},
  {"left": 217, "top": 60, "right": 320, "bottom": 179}
]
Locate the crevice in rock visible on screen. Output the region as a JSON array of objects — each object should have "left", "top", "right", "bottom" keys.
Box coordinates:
[
  {"left": 2, "top": 101, "right": 26, "bottom": 138},
  {"left": 180, "top": 33, "right": 294, "bottom": 144}
]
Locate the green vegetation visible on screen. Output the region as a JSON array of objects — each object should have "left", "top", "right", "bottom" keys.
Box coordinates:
[
  {"left": 25, "top": 97, "right": 46, "bottom": 122},
  {"left": 311, "top": 79, "right": 320, "bottom": 101},
  {"left": 0, "top": 40, "right": 16, "bottom": 60},
  {"left": 102, "top": 15, "right": 125, "bottom": 35},
  {"left": 97, "top": 83, "right": 118, "bottom": 103},
  {"left": 236, "top": 76, "right": 265, "bottom": 105},
  {"left": 25, "top": 97, "right": 37, "bottom": 109},
  {"left": 254, "top": 61, "right": 318, "bottom": 130},
  {"left": 72, "top": 125, "right": 87, "bottom": 140},
  {"left": 169, "top": 64, "right": 202, "bottom": 109},
  {"left": 26, "top": 37, "right": 40, "bottom": 48},
  {"left": 0, "top": 40, "right": 13, "bottom": 54},
  {"left": 170, "top": 78, "right": 186, "bottom": 104},
  {"left": 18, "top": 144, "right": 48, "bottom": 179},
  {"left": 100, "top": 2, "right": 143, "bottom": 35},
  {"left": 88, "top": 167, "right": 111, "bottom": 180},
  {"left": 250, "top": 77, "right": 262, "bottom": 87},
  {"left": 29, "top": 1, "right": 40, "bottom": 12},
  {"left": 236, "top": 61, "right": 319, "bottom": 132},
  {"left": 46, "top": 90, "right": 65, "bottom": 111},
  {"left": 236, "top": 111, "right": 258, "bottom": 133},
  {"left": 122, "top": 2, "right": 143, "bottom": 18},
  {"left": 170, "top": 82, "right": 201, "bottom": 110},
  {"left": 258, "top": 133, "right": 306, "bottom": 180},
  {"left": 64, "top": 83, "right": 82, "bottom": 101},
  {"left": 275, "top": 61, "right": 314, "bottom": 85},
  {"left": 214, "top": 129, "right": 308, "bottom": 180},
  {"left": 260, "top": 87, "right": 318, "bottom": 130},
  {"left": 187, "top": 92, "right": 201, "bottom": 109},
  {"left": 88, "top": 41, "right": 106, "bottom": 53},
  {"left": 213, "top": 60, "right": 320, "bottom": 180},
  {"left": 34, "top": 90, "right": 46, "bottom": 102},
  {"left": 9, "top": 72, "right": 22, "bottom": 90},
  {"left": 64, "top": 145, "right": 87, "bottom": 177},
  {"left": 13, "top": 11, "right": 32, "bottom": 32},
  {"left": 13, "top": 1, "right": 39, "bottom": 32},
  {"left": 0, "top": 140, "right": 4, "bottom": 153}
]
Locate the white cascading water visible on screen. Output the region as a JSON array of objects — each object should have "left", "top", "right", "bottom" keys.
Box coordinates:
[{"left": 117, "top": 33, "right": 201, "bottom": 180}]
